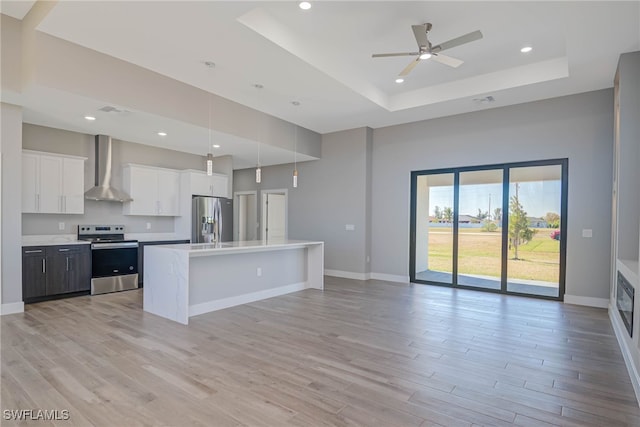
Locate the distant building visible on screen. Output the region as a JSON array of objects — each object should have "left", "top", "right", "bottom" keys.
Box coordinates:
[{"left": 528, "top": 217, "right": 548, "bottom": 228}]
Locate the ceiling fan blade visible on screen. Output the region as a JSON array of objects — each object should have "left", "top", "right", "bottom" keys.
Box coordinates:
[
  {"left": 372, "top": 52, "right": 420, "bottom": 58},
  {"left": 399, "top": 57, "right": 420, "bottom": 76},
  {"left": 431, "top": 53, "right": 464, "bottom": 68},
  {"left": 411, "top": 24, "right": 429, "bottom": 48},
  {"left": 432, "top": 30, "right": 483, "bottom": 52}
]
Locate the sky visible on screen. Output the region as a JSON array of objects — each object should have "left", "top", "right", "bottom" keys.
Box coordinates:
[{"left": 428, "top": 180, "right": 562, "bottom": 219}]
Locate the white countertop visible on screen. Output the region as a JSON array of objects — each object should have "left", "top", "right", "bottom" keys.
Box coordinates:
[
  {"left": 148, "top": 239, "right": 324, "bottom": 257},
  {"left": 126, "top": 233, "right": 190, "bottom": 242},
  {"left": 22, "top": 235, "right": 90, "bottom": 246},
  {"left": 23, "top": 233, "right": 190, "bottom": 247}
]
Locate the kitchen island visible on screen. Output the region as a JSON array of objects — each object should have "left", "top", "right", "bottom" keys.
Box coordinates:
[{"left": 143, "top": 240, "right": 324, "bottom": 324}]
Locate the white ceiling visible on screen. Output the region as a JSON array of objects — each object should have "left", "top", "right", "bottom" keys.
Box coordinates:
[{"left": 8, "top": 1, "right": 640, "bottom": 166}]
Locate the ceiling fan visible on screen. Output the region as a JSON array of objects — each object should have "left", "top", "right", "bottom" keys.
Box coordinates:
[{"left": 372, "top": 23, "right": 483, "bottom": 76}]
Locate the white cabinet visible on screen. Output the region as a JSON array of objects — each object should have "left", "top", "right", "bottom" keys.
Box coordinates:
[
  {"left": 21, "top": 150, "right": 86, "bottom": 214},
  {"left": 189, "top": 171, "right": 228, "bottom": 198},
  {"left": 122, "top": 164, "right": 180, "bottom": 216}
]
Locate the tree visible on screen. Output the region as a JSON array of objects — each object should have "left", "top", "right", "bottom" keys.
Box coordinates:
[
  {"left": 509, "top": 191, "right": 535, "bottom": 260},
  {"left": 443, "top": 206, "right": 453, "bottom": 223},
  {"left": 544, "top": 212, "right": 560, "bottom": 228},
  {"left": 481, "top": 220, "right": 497, "bottom": 232},
  {"left": 434, "top": 206, "right": 442, "bottom": 220},
  {"left": 493, "top": 208, "right": 502, "bottom": 223},
  {"left": 477, "top": 208, "right": 488, "bottom": 220}
]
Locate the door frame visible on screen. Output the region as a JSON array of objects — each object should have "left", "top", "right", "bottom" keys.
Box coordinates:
[
  {"left": 261, "top": 188, "right": 288, "bottom": 240},
  {"left": 233, "top": 190, "right": 258, "bottom": 241},
  {"left": 410, "top": 158, "right": 568, "bottom": 301}
]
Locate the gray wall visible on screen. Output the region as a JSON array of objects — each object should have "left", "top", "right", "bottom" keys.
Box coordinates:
[
  {"left": 372, "top": 89, "right": 614, "bottom": 299},
  {"left": 234, "top": 90, "right": 615, "bottom": 302},
  {"left": 234, "top": 127, "right": 373, "bottom": 275},
  {"left": 1, "top": 103, "right": 23, "bottom": 304},
  {"left": 22, "top": 124, "right": 209, "bottom": 235}
]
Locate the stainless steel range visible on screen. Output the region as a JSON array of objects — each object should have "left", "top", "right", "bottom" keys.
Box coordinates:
[{"left": 78, "top": 225, "right": 139, "bottom": 295}]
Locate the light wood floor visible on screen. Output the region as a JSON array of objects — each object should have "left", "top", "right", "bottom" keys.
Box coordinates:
[{"left": 2, "top": 277, "right": 639, "bottom": 426}]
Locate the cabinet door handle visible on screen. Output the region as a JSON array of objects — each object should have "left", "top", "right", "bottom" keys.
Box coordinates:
[
  {"left": 60, "top": 195, "right": 63, "bottom": 212},
  {"left": 66, "top": 257, "right": 69, "bottom": 271},
  {"left": 58, "top": 248, "right": 70, "bottom": 252},
  {"left": 36, "top": 194, "right": 40, "bottom": 211},
  {"left": 42, "top": 258, "right": 46, "bottom": 273},
  {"left": 24, "top": 249, "right": 42, "bottom": 254},
  {"left": 63, "top": 195, "right": 67, "bottom": 212}
]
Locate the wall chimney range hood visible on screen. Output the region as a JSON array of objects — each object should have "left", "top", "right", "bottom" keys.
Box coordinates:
[{"left": 84, "top": 135, "right": 133, "bottom": 202}]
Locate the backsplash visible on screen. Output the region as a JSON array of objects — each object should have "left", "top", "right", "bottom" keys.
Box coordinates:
[{"left": 22, "top": 200, "right": 176, "bottom": 235}]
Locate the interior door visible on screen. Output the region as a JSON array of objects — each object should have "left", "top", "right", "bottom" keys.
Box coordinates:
[{"left": 265, "top": 193, "right": 286, "bottom": 241}]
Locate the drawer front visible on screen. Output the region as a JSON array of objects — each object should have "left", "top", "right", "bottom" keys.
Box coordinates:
[{"left": 23, "top": 246, "right": 47, "bottom": 256}]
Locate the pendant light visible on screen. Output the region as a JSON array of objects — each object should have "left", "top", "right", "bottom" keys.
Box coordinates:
[
  {"left": 206, "top": 95, "right": 214, "bottom": 176},
  {"left": 293, "top": 125, "right": 298, "bottom": 188},
  {"left": 255, "top": 137, "right": 262, "bottom": 183},
  {"left": 255, "top": 84, "right": 263, "bottom": 183}
]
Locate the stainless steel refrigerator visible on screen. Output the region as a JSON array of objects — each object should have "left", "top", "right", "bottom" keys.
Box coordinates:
[{"left": 192, "top": 196, "right": 233, "bottom": 243}]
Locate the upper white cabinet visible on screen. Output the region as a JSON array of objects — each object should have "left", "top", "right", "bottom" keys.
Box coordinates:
[
  {"left": 22, "top": 150, "right": 86, "bottom": 214},
  {"left": 122, "top": 164, "right": 180, "bottom": 216},
  {"left": 188, "top": 171, "right": 229, "bottom": 198}
]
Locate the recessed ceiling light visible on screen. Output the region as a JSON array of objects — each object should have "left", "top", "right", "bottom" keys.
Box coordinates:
[
  {"left": 419, "top": 53, "right": 432, "bottom": 60},
  {"left": 84, "top": 116, "right": 96, "bottom": 121},
  {"left": 395, "top": 78, "right": 404, "bottom": 83},
  {"left": 299, "top": 2, "right": 311, "bottom": 10},
  {"left": 157, "top": 132, "right": 167, "bottom": 136},
  {"left": 213, "top": 144, "right": 220, "bottom": 148},
  {"left": 291, "top": 101, "right": 301, "bottom": 106},
  {"left": 253, "top": 83, "right": 264, "bottom": 89},
  {"left": 520, "top": 46, "right": 533, "bottom": 53}
]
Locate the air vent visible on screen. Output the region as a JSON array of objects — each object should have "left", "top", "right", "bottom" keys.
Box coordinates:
[
  {"left": 98, "top": 105, "right": 131, "bottom": 114},
  {"left": 473, "top": 96, "right": 495, "bottom": 105}
]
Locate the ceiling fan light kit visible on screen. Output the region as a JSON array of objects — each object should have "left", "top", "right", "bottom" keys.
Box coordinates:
[{"left": 372, "top": 23, "right": 483, "bottom": 77}]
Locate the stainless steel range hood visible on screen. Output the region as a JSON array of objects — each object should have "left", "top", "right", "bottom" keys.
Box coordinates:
[{"left": 84, "top": 135, "right": 133, "bottom": 202}]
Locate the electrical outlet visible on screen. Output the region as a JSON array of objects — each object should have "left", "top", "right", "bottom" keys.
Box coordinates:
[
  {"left": 58, "top": 222, "right": 65, "bottom": 231},
  {"left": 257, "top": 267, "right": 262, "bottom": 277},
  {"left": 582, "top": 229, "right": 593, "bottom": 238},
  {"left": 146, "top": 222, "right": 151, "bottom": 230},
  {"left": 345, "top": 224, "right": 355, "bottom": 231},
  {"left": 366, "top": 255, "right": 370, "bottom": 263}
]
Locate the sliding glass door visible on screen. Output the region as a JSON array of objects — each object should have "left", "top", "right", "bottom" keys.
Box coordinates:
[
  {"left": 413, "top": 173, "right": 455, "bottom": 285},
  {"left": 456, "top": 169, "right": 504, "bottom": 290},
  {"left": 410, "top": 159, "right": 567, "bottom": 300},
  {"left": 506, "top": 165, "right": 564, "bottom": 297}
]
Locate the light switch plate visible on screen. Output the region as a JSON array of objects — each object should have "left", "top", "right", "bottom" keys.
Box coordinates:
[
  {"left": 58, "top": 222, "right": 65, "bottom": 231},
  {"left": 345, "top": 224, "right": 355, "bottom": 231},
  {"left": 146, "top": 222, "right": 151, "bottom": 230},
  {"left": 582, "top": 229, "right": 593, "bottom": 238}
]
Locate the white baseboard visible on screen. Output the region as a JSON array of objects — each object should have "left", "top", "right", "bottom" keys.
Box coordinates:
[
  {"left": 1, "top": 301, "right": 24, "bottom": 315},
  {"left": 563, "top": 294, "right": 609, "bottom": 308},
  {"left": 324, "top": 269, "right": 370, "bottom": 281},
  {"left": 370, "top": 272, "right": 409, "bottom": 283},
  {"left": 189, "top": 282, "right": 307, "bottom": 317},
  {"left": 609, "top": 306, "right": 640, "bottom": 406}
]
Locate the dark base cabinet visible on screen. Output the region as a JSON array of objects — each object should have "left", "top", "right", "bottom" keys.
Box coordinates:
[
  {"left": 138, "top": 240, "right": 190, "bottom": 285},
  {"left": 22, "top": 245, "right": 91, "bottom": 303}
]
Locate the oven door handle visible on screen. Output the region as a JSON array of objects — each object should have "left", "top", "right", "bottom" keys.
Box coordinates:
[{"left": 91, "top": 242, "right": 139, "bottom": 250}]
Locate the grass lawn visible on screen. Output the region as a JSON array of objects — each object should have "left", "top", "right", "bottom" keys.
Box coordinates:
[{"left": 426, "top": 227, "right": 560, "bottom": 283}]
